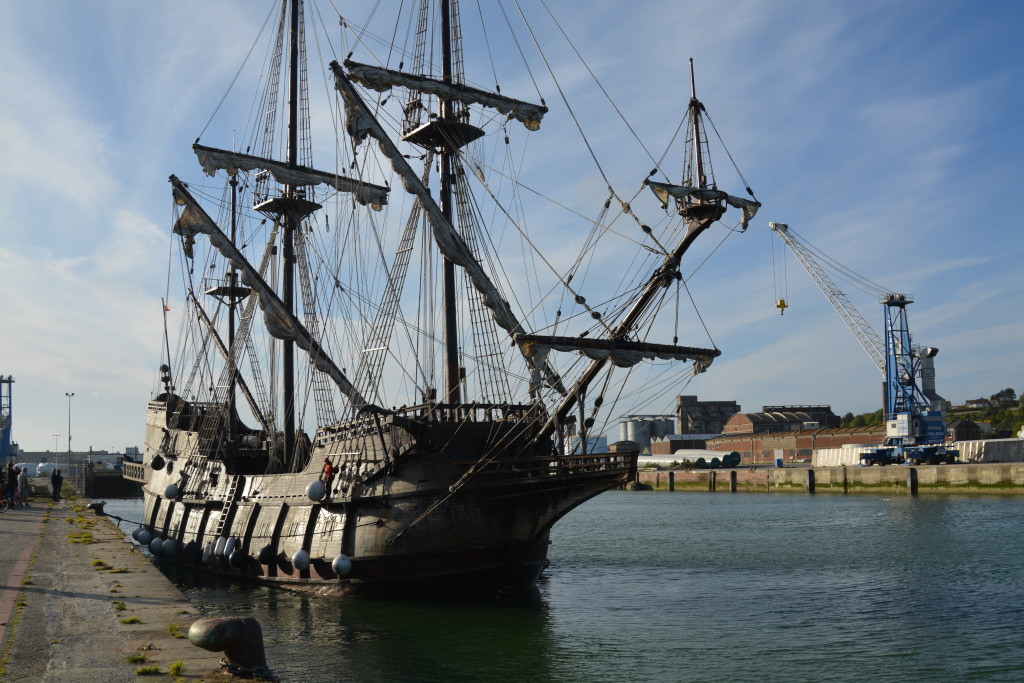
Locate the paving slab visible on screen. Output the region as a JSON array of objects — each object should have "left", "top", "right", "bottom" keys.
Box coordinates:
[{"left": 0, "top": 495, "right": 232, "bottom": 682}]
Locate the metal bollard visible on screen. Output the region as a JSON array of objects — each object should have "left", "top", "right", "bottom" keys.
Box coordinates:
[{"left": 189, "top": 617, "right": 274, "bottom": 680}]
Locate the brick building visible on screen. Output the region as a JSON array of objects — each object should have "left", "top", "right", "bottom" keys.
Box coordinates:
[{"left": 706, "top": 426, "right": 885, "bottom": 463}]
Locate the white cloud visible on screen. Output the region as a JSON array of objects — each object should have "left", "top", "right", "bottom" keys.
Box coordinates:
[{"left": 2, "top": 0, "right": 1021, "bottom": 450}]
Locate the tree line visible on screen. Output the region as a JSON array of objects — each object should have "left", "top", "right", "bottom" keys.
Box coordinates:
[{"left": 839, "top": 387, "right": 1023, "bottom": 436}]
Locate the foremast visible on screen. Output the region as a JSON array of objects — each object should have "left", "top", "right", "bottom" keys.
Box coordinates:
[{"left": 533, "top": 58, "right": 761, "bottom": 443}]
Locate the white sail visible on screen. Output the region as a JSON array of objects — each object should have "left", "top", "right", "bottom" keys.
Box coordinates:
[
  {"left": 344, "top": 61, "right": 547, "bottom": 131},
  {"left": 644, "top": 180, "right": 761, "bottom": 229},
  {"left": 193, "top": 144, "right": 389, "bottom": 211},
  {"left": 170, "top": 176, "right": 368, "bottom": 409}
]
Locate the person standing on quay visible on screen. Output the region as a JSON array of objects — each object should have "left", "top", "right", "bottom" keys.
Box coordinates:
[
  {"left": 5, "top": 463, "right": 17, "bottom": 508},
  {"left": 51, "top": 468, "right": 62, "bottom": 501},
  {"left": 18, "top": 466, "right": 29, "bottom": 506}
]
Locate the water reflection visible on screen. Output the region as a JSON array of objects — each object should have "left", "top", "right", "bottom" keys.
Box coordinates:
[{"left": 162, "top": 562, "right": 557, "bottom": 682}]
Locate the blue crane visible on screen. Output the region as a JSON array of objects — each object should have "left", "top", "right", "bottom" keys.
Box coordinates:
[{"left": 769, "top": 223, "right": 954, "bottom": 464}]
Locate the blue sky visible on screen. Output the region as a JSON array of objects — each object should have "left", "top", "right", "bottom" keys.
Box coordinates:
[{"left": 1, "top": 0, "right": 1021, "bottom": 453}]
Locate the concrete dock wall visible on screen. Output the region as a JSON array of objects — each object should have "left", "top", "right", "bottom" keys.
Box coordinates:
[{"left": 637, "top": 462, "right": 1024, "bottom": 493}]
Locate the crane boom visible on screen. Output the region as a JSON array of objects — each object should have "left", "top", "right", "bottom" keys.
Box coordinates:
[{"left": 769, "top": 222, "right": 886, "bottom": 375}]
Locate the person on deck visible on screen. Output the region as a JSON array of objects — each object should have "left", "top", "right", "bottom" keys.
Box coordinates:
[{"left": 321, "top": 458, "right": 335, "bottom": 499}]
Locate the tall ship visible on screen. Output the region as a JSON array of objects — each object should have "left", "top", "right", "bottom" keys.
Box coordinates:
[{"left": 124, "top": 0, "right": 759, "bottom": 594}]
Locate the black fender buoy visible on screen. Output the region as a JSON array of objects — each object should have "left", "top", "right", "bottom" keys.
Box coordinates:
[
  {"left": 229, "top": 548, "right": 247, "bottom": 568},
  {"left": 257, "top": 545, "right": 274, "bottom": 565}
]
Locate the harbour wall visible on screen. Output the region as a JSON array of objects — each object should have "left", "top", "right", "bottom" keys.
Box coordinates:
[{"left": 636, "top": 462, "right": 1024, "bottom": 494}]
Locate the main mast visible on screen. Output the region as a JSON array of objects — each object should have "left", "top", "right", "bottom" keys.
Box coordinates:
[
  {"left": 251, "top": 0, "right": 322, "bottom": 466},
  {"left": 282, "top": 0, "right": 300, "bottom": 464},
  {"left": 439, "top": 0, "right": 460, "bottom": 404}
]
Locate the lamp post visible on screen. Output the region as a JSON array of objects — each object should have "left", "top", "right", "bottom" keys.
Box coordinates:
[
  {"left": 53, "top": 433, "right": 60, "bottom": 456},
  {"left": 65, "top": 392, "right": 74, "bottom": 496}
]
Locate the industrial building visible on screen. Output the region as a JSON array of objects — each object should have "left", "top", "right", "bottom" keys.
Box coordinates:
[
  {"left": 617, "top": 415, "right": 676, "bottom": 453},
  {"left": 649, "top": 434, "right": 721, "bottom": 455},
  {"left": 675, "top": 395, "right": 740, "bottom": 434},
  {"left": 721, "top": 405, "right": 840, "bottom": 435},
  {"left": 706, "top": 425, "right": 885, "bottom": 463},
  {"left": 617, "top": 395, "right": 742, "bottom": 453}
]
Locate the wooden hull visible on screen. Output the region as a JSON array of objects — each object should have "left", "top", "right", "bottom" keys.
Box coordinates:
[{"left": 126, "top": 396, "right": 636, "bottom": 594}]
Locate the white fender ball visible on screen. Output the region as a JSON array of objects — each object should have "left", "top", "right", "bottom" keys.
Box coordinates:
[
  {"left": 224, "top": 536, "right": 237, "bottom": 557},
  {"left": 149, "top": 537, "right": 164, "bottom": 555},
  {"left": 202, "top": 542, "right": 213, "bottom": 565},
  {"left": 214, "top": 536, "right": 227, "bottom": 557},
  {"left": 164, "top": 483, "right": 179, "bottom": 499},
  {"left": 305, "top": 480, "right": 326, "bottom": 501},
  {"left": 292, "top": 548, "right": 310, "bottom": 571},
  {"left": 332, "top": 554, "right": 352, "bottom": 576}
]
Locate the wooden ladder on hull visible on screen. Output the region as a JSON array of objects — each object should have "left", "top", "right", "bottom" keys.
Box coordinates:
[{"left": 211, "top": 474, "right": 243, "bottom": 538}]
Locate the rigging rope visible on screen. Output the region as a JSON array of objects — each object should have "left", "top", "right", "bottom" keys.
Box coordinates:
[
  {"left": 197, "top": 3, "right": 278, "bottom": 144},
  {"left": 537, "top": 0, "right": 663, "bottom": 174},
  {"left": 509, "top": 0, "right": 616, "bottom": 198}
]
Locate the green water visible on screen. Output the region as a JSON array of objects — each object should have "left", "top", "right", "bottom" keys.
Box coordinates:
[{"left": 108, "top": 492, "right": 1024, "bottom": 682}]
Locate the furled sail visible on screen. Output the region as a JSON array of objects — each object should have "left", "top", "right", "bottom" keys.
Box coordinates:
[
  {"left": 330, "top": 61, "right": 566, "bottom": 394},
  {"left": 516, "top": 334, "right": 720, "bottom": 372},
  {"left": 169, "top": 175, "right": 367, "bottom": 408},
  {"left": 192, "top": 144, "right": 390, "bottom": 211},
  {"left": 644, "top": 181, "right": 761, "bottom": 229},
  {"left": 343, "top": 60, "right": 547, "bottom": 131}
]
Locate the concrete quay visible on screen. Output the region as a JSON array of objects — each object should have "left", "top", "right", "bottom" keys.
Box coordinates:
[
  {"left": 0, "top": 488, "right": 228, "bottom": 682},
  {"left": 637, "top": 461, "right": 1024, "bottom": 493}
]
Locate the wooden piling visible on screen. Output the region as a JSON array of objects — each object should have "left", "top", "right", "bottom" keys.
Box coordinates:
[
  {"left": 729, "top": 470, "right": 737, "bottom": 492},
  {"left": 842, "top": 466, "right": 848, "bottom": 494},
  {"left": 668, "top": 471, "right": 675, "bottom": 492},
  {"left": 806, "top": 468, "right": 815, "bottom": 494},
  {"left": 708, "top": 471, "right": 717, "bottom": 492}
]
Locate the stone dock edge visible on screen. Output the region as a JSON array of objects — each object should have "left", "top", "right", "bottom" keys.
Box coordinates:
[
  {"left": 0, "top": 485, "right": 235, "bottom": 682},
  {"left": 636, "top": 462, "right": 1024, "bottom": 493}
]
